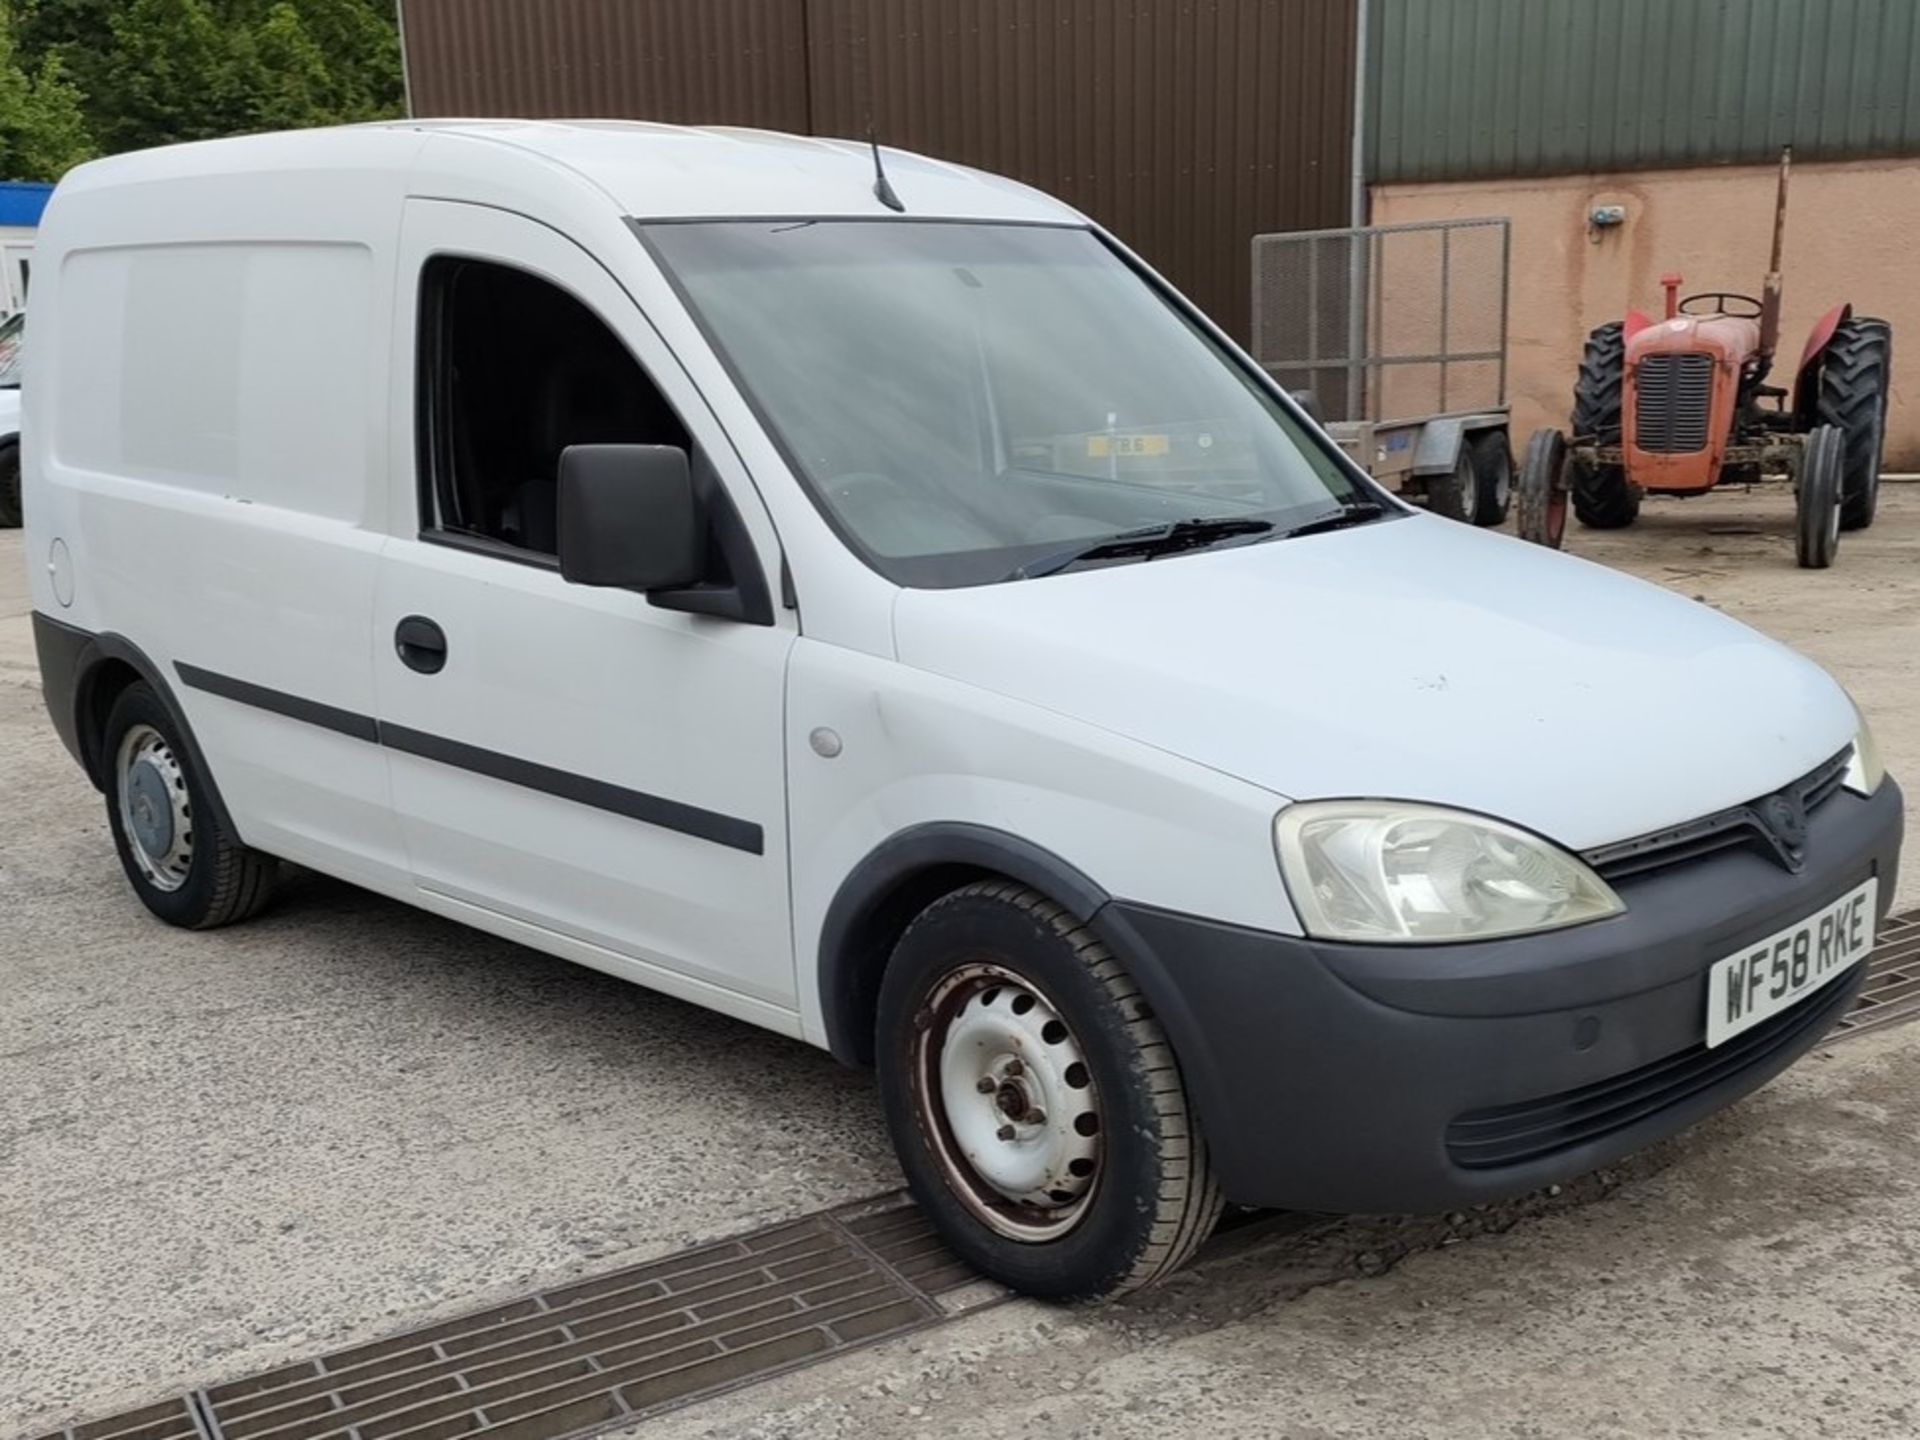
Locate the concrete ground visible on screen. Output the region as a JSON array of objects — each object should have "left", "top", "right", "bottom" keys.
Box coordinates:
[{"left": 4, "top": 486, "right": 1920, "bottom": 1439}]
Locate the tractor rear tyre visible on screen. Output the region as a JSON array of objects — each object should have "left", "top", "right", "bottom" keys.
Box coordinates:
[
  {"left": 1815, "top": 316, "right": 1891, "bottom": 531},
  {"left": 1571, "top": 454, "right": 1641, "bottom": 529},
  {"left": 1516, "top": 429, "right": 1569, "bottom": 550},
  {"left": 1796, "top": 425, "right": 1844, "bottom": 570},
  {"left": 1467, "top": 428, "right": 1514, "bottom": 527},
  {"left": 1570, "top": 321, "right": 1624, "bottom": 442}
]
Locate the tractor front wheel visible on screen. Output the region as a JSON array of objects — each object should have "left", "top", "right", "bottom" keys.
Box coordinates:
[
  {"left": 1516, "top": 429, "right": 1569, "bottom": 549},
  {"left": 1796, "top": 425, "right": 1844, "bottom": 569},
  {"left": 1815, "top": 316, "right": 1892, "bottom": 531}
]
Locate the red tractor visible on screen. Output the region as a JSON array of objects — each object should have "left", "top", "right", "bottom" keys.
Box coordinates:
[{"left": 1517, "top": 149, "right": 1891, "bottom": 568}]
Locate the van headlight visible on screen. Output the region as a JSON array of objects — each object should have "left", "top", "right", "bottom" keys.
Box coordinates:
[
  {"left": 1274, "top": 802, "right": 1624, "bottom": 943},
  {"left": 1843, "top": 705, "right": 1885, "bottom": 796}
]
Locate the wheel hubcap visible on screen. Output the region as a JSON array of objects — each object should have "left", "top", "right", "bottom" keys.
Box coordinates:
[
  {"left": 916, "top": 963, "right": 1102, "bottom": 1242},
  {"left": 117, "top": 725, "right": 194, "bottom": 892}
]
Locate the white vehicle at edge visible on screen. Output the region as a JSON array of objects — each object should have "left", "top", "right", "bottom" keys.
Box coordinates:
[
  {"left": 24, "top": 123, "right": 1901, "bottom": 1299},
  {"left": 0, "top": 309, "right": 22, "bottom": 526}
]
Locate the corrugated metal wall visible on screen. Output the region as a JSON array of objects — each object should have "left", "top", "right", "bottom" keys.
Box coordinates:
[
  {"left": 401, "top": 0, "right": 810, "bottom": 130},
  {"left": 803, "top": 1, "right": 1354, "bottom": 332},
  {"left": 1371, "top": 0, "right": 1920, "bottom": 183},
  {"left": 398, "top": 0, "right": 1356, "bottom": 335}
]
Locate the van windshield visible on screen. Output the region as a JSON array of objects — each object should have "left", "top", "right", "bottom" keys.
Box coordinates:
[{"left": 639, "top": 220, "right": 1369, "bottom": 587}]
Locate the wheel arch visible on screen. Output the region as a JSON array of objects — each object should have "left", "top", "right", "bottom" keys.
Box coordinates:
[
  {"left": 46, "top": 620, "right": 241, "bottom": 838},
  {"left": 817, "top": 823, "right": 1112, "bottom": 1067}
]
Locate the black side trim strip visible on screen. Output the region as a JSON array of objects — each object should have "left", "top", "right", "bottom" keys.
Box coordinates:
[
  {"left": 173, "top": 663, "right": 763, "bottom": 855},
  {"left": 377, "top": 721, "right": 764, "bottom": 854},
  {"left": 177, "top": 662, "right": 380, "bottom": 742}
]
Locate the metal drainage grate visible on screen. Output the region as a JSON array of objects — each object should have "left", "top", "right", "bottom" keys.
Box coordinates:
[
  {"left": 30, "top": 1399, "right": 212, "bottom": 1440},
  {"left": 25, "top": 1199, "right": 987, "bottom": 1440},
  {"left": 1834, "top": 907, "right": 1920, "bottom": 1040}
]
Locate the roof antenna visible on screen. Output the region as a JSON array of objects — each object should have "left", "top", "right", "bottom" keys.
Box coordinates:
[{"left": 867, "top": 122, "right": 905, "bottom": 213}]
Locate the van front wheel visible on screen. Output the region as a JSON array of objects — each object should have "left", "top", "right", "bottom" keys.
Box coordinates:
[
  {"left": 103, "top": 682, "right": 278, "bottom": 928},
  {"left": 876, "top": 881, "right": 1222, "bottom": 1299}
]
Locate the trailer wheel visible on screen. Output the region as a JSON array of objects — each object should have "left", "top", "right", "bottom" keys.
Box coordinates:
[
  {"left": 1796, "top": 426, "right": 1843, "bottom": 569},
  {"left": 1570, "top": 321, "right": 1624, "bottom": 442},
  {"left": 1425, "top": 448, "right": 1476, "bottom": 523},
  {"left": 1516, "top": 429, "right": 1569, "bottom": 549},
  {"left": 1467, "top": 429, "right": 1513, "bottom": 527},
  {"left": 1815, "top": 316, "right": 1891, "bottom": 531}
]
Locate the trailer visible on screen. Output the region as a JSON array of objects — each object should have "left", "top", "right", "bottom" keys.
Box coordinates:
[{"left": 1251, "top": 217, "right": 1515, "bottom": 525}]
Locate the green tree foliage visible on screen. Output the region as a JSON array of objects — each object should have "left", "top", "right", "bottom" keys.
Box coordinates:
[
  {"left": 3, "top": 0, "right": 402, "bottom": 178},
  {"left": 0, "top": 7, "right": 95, "bottom": 177}
]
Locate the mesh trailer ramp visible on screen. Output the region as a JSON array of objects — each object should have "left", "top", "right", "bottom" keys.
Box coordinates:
[{"left": 1251, "top": 217, "right": 1514, "bottom": 527}]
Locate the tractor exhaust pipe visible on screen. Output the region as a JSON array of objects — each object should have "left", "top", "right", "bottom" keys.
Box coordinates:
[{"left": 1758, "top": 145, "right": 1791, "bottom": 366}]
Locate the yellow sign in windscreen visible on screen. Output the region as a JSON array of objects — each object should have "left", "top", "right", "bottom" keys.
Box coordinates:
[{"left": 1086, "top": 433, "right": 1170, "bottom": 459}]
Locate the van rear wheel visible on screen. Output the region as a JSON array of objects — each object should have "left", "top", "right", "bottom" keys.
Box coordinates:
[
  {"left": 876, "top": 881, "right": 1222, "bottom": 1299},
  {"left": 103, "top": 682, "right": 278, "bottom": 928}
]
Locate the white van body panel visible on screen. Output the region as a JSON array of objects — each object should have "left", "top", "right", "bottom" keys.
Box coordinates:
[
  {"left": 894, "top": 513, "right": 1856, "bottom": 852},
  {"left": 784, "top": 636, "right": 1301, "bottom": 1045},
  {"left": 26, "top": 134, "right": 416, "bottom": 885}
]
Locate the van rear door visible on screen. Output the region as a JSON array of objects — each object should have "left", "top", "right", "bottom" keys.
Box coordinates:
[{"left": 373, "top": 200, "right": 799, "bottom": 1023}]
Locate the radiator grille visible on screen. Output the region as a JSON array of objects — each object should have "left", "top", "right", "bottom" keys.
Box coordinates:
[
  {"left": 1633, "top": 353, "right": 1715, "bottom": 453},
  {"left": 1582, "top": 749, "right": 1850, "bottom": 883}
]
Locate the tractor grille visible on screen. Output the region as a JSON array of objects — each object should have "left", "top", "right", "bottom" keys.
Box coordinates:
[{"left": 1633, "top": 353, "right": 1714, "bottom": 453}]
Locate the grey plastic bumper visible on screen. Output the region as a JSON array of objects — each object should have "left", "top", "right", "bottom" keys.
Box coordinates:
[{"left": 1096, "top": 780, "right": 1903, "bottom": 1214}]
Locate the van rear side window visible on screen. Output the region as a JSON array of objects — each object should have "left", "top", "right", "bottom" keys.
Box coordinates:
[
  {"left": 54, "top": 243, "right": 371, "bottom": 517},
  {"left": 416, "top": 257, "right": 689, "bottom": 557}
]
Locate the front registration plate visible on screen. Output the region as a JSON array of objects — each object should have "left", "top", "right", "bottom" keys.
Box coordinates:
[{"left": 1705, "top": 877, "right": 1876, "bottom": 1048}]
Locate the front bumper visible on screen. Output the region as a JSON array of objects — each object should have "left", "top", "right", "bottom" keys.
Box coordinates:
[{"left": 1096, "top": 779, "right": 1903, "bottom": 1214}]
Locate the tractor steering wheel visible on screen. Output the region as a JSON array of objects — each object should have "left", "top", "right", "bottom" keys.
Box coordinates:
[{"left": 1678, "top": 291, "right": 1765, "bottom": 319}]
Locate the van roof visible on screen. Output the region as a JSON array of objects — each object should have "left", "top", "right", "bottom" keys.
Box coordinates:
[{"left": 56, "top": 119, "right": 1084, "bottom": 226}]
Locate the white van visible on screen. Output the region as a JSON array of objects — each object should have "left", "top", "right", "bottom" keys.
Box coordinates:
[{"left": 25, "top": 123, "right": 1901, "bottom": 1298}]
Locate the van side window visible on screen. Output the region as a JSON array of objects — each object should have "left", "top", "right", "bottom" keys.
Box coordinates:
[{"left": 417, "top": 257, "right": 690, "bottom": 555}]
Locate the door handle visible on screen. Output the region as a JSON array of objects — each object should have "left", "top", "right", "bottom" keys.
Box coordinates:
[{"left": 394, "top": 615, "right": 448, "bottom": 674}]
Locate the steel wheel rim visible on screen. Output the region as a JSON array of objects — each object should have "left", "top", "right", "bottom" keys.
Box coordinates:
[
  {"left": 116, "top": 723, "right": 194, "bottom": 892},
  {"left": 912, "top": 961, "right": 1103, "bottom": 1242}
]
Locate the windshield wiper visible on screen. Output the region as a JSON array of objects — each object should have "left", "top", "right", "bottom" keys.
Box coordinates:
[
  {"left": 1009, "top": 517, "right": 1274, "bottom": 581},
  {"left": 1280, "top": 498, "right": 1390, "bottom": 539}
]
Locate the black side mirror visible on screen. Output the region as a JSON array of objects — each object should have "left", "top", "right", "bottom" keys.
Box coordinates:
[{"left": 557, "top": 444, "right": 705, "bottom": 591}]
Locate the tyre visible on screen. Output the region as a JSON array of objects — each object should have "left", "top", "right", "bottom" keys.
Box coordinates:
[
  {"left": 1795, "top": 425, "right": 1843, "bottom": 570},
  {"left": 103, "top": 682, "right": 278, "bottom": 927},
  {"left": 1571, "top": 453, "right": 1640, "bottom": 529},
  {"left": 0, "top": 440, "right": 19, "bottom": 528},
  {"left": 876, "top": 880, "right": 1222, "bottom": 1299},
  {"left": 1570, "top": 321, "right": 1624, "bottom": 442},
  {"left": 1814, "top": 316, "right": 1891, "bottom": 531},
  {"left": 1515, "top": 429, "right": 1569, "bottom": 549},
  {"left": 1425, "top": 447, "right": 1476, "bottom": 523},
  {"left": 1466, "top": 428, "right": 1513, "bottom": 527}
]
